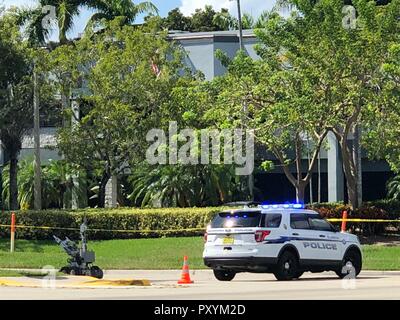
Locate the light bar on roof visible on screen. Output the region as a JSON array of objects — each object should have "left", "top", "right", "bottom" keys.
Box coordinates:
[{"left": 261, "top": 203, "right": 304, "bottom": 209}]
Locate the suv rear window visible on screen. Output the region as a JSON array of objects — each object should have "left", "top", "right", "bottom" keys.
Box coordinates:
[{"left": 211, "top": 211, "right": 261, "bottom": 228}]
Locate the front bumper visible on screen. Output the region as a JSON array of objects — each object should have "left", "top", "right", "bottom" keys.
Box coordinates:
[{"left": 204, "top": 257, "right": 278, "bottom": 272}]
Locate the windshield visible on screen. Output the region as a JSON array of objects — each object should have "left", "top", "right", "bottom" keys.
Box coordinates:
[{"left": 211, "top": 211, "right": 262, "bottom": 228}]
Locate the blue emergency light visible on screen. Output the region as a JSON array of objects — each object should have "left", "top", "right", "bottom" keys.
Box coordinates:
[{"left": 261, "top": 203, "right": 304, "bottom": 209}]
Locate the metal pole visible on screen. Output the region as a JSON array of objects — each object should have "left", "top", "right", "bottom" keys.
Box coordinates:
[
  {"left": 306, "top": 138, "right": 313, "bottom": 204},
  {"left": 236, "top": 0, "right": 244, "bottom": 50},
  {"left": 10, "top": 212, "right": 16, "bottom": 252},
  {"left": 317, "top": 152, "right": 321, "bottom": 203},
  {"left": 33, "top": 63, "right": 42, "bottom": 210}
]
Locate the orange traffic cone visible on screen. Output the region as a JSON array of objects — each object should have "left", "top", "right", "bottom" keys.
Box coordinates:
[{"left": 178, "top": 256, "right": 194, "bottom": 284}]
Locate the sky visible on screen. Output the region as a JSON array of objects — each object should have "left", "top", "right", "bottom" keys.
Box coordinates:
[{"left": 1, "top": 0, "right": 277, "bottom": 39}]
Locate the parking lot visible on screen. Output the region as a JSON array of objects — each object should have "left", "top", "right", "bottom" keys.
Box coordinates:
[{"left": 1, "top": 270, "right": 400, "bottom": 300}]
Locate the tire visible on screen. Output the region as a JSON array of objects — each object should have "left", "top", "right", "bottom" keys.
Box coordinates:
[
  {"left": 274, "top": 251, "right": 299, "bottom": 281},
  {"left": 60, "top": 266, "right": 71, "bottom": 275},
  {"left": 90, "top": 266, "right": 104, "bottom": 279},
  {"left": 335, "top": 249, "right": 362, "bottom": 279},
  {"left": 213, "top": 269, "right": 236, "bottom": 281},
  {"left": 294, "top": 271, "right": 304, "bottom": 279},
  {"left": 69, "top": 267, "right": 81, "bottom": 276}
]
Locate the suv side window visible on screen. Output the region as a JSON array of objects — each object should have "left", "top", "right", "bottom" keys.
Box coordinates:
[
  {"left": 290, "top": 213, "right": 310, "bottom": 230},
  {"left": 308, "top": 214, "right": 335, "bottom": 232},
  {"left": 263, "top": 214, "right": 282, "bottom": 228}
]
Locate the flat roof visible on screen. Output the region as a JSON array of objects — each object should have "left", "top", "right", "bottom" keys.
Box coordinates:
[{"left": 168, "top": 29, "right": 256, "bottom": 41}]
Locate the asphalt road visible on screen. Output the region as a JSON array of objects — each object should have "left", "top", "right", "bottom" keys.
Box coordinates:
[{"left": 1, "top": 270, "right": 400, "bottom": 300}]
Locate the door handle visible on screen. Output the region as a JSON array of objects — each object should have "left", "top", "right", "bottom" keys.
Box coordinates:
[
  {"left": 292, "top": 233, "right": 299, "bottom": 236},
  {"left": 319, "top": 234, "right": 326, "bottom": 238}
]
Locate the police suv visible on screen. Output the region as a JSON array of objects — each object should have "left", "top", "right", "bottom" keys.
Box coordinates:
[{"left": 203, "top": 203, "right": 362, "bottom": 281}]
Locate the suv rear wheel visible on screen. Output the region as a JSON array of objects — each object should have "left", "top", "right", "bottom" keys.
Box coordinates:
[
  {"left": 336, "top": 249, "right": 362, "bottom": 279},
  {"left": 213, "top": 269, "right": 236, "bottom": 281},
  {"left": 274, "top": 251, "right": 299, "bottom": 281}
]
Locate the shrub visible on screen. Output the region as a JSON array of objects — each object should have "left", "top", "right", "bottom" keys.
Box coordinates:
[
  {"left": 0, "top": 208, "right": 222, "bottom": 240},
  {"left": 307, "top": 202, "right": 393, "bottom": 235}
]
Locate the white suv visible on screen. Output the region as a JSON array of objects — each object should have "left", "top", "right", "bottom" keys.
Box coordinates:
[{"left": 203, "top": 203, "right": 362, "bottom": 281}]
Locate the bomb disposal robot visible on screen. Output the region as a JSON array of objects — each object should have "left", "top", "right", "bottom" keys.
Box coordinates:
[{"left": 54, "top": 219, "right": 103, "bottom": 279}]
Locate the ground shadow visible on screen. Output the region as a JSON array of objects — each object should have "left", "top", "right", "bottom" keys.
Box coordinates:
[
  {"left": 0, "top": 240, "right": 54, "bottom": 253},
  {"left": 234, "top": 276, "right": 383, "bottom": 283},
  {"left": 360, "top": 235, "right": 400, "bottom": 246}
]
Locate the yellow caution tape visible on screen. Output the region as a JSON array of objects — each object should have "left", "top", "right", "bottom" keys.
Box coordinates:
[
  {"left": 0, "top": 218, "right": 399, "bottom": 234},
  {"left": 0, "top": 224, "right": 205, "bottom": 233},
  {"left": 327, "top": 218, "right": 400, "bottom": 223}
]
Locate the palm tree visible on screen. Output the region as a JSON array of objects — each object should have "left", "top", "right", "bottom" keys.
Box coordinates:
[
  {"left": 387, "top": 175, "right": 400, "bottom": 200},
  {"left": 14, "top": 0, "right": 88, "bottom": 45},
  {"left": 86, "top": 0, "right": 158, "bottom": 27},
  {"left": 128, "top": 164, "right": 245, "bottom": 208},
  {"left": 1, "top": 158, "right": 87, "bottom": 209},
  {"left": 241, "top": 13, "right": 254, "bottom": 29},
  {"left": 14, "top": 0, "right": 158, "bottom": 45}
]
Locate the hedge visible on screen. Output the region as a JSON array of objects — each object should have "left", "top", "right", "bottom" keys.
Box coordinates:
[
  {"left": 1, "top": 200, "right": 400, "bottom": 240},
  {"left": 0, "top": 208, "right": 222, "bottom": 240}
]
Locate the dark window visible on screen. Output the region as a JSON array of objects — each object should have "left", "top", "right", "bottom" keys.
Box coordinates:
[
  {"left": 290, "top": 214, "right": 310, "bottom": 230},
  {"left": 263, "top": 214, "right": 282, "bottom": 228},
  {"left": 40, "top": 103, "right": 62, "bottom": 127},
  {"left": 211, "top": 211, "right": 261, "bottom": 228},
  {"left": 307, "top": 214, "right": 336, "bottom": 232}
]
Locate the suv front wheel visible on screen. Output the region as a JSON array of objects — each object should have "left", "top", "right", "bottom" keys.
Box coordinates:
[
  {"left": 274, "top": 251, "right": 299, "bottom": 281},
  {"left": 336, "top": 250, "right": 362, "bottom": 279},
  {"left": 213, "top": 269, "right": 236, "bottom": 281}
]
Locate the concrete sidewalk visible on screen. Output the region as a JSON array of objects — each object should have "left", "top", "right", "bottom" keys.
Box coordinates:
[{"left": 1, "top": 270, "right": 400, "bottom": 299}]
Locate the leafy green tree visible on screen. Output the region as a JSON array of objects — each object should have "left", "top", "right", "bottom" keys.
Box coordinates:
[
  {"left": 364, "top": 42, "right": 400, "bottom": 173},
  {"left": 0, "top": 12, "right": 35, "bottom": 210},
  {"left": 226, "top": 0, "right": 400, "bottom": 208},
  {"left": 208, "top": 50, "right": 329, "bottom": 203},
  {"left": 56, "top": 20, "right": 186, "bottom": 207},
  {"left": 152, "top": 6, "right": 269, "bottom": 33},
  {"left": 190, "top": 5, "right": 219, "bottom": 32},
  {"left": 158, "top": 8, "right": 191, "bottom": 31}
]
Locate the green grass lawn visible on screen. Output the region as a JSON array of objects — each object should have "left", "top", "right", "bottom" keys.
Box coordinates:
[
  {"left": 0, "top": 237, "right": 399, "bottom": 271},
  {"left": 0, "top": 237, "right": 205, "bottom": 270}
]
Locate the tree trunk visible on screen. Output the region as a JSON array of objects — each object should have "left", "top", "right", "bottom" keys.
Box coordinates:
[
  {"left": 296, "top": 181, "right": 307, "bottom": 204},
  {"left": 339, "top": 138, "right": 359, "bottom": 209},
  {"left": 9, "top": 152, "right": 18, "bottom": 210},
  {"left": 98, "top": 171, "right": 110, "bottom": 208}
]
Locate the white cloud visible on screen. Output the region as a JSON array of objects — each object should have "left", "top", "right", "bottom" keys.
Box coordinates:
[{"left": 179, "top": 0, "right": 276, "bottom": 17}]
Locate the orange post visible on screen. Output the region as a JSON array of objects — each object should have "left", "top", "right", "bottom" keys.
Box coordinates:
[
  {"left": 341, "top": 210, "right": 348, "bottom": 233},
  {"left": 10, "top": 212, "right": 16, "bottom": 252},
  {"left": 178, "top": 256, "right": 194, "bottom": 284}
]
